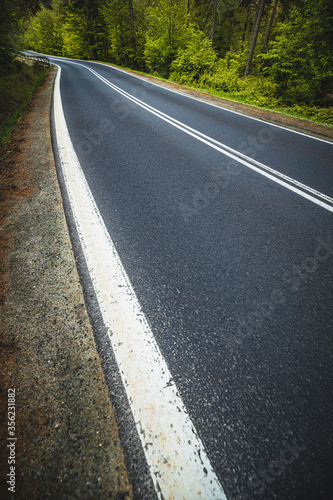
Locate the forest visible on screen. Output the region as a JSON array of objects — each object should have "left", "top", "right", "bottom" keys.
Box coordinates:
[{"left": 1, "top": 0, "right": 333, "bottom": 124}]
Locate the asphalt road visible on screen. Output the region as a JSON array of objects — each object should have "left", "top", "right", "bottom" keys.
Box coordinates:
[{"left": 47, "top": 56, "right": 333, "bottom": 499}]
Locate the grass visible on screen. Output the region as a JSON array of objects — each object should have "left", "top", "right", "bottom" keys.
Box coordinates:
[
  {"left": 0, "top": 60, "right": 48, "bottom": 150},
  {"left": 198, "top": 87, "right": 333, "bottom": 127},
  {"left": 93, "top": 60, "right": 333, "bottom": 129}
]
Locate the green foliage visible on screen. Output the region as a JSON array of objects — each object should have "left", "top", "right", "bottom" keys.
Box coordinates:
[
  {"left": 25, "top": 4, "right": 63, "bottom": 56},
  {"left": 0, "top": 61, "right": 47, "bottom": 147},
  {"left": 170, "top": 27, "right": 216, "bottom": 84},
  {"left": 68, "top": 0, "right": 109, "bottom": 61},
  {"left": 62, "top": 9, "right": 92, "bottom": 59},
  {"left": 0, "top": 0, "right": 25, "bottom": 70},
  {"left": 102, "top": 0, "right": 145, "bottom": 68},
  {"left": 199, "top": 51, "right": 243, "bottom": 92},
  {"left": 211, "top": 0, "right": 250, "bottom": 56},
  {"left": 261, "top": 0, "right": 333, "bottom": 105},
  {"left": 144, "top": 0, "right": 189, "bottom": 77},
  {"left": 283, "top": 105, "right": 333, "bottom": 126},
  {"left": 144, "top": 37, "right": 174, "bottom": 77},
  {"left": 196, "top": 52, "right": 279, "bottom": 108}
]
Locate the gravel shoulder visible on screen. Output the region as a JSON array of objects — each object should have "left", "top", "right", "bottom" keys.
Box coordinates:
[
  {"left": 0, "top": 61, "right": 331, "bottom": 500},
  {"left": 0, "top": 68, "right": 133, "bottom": 499},
  {"left": 115, "top": 66, "right": 333, "bottom": 143}
]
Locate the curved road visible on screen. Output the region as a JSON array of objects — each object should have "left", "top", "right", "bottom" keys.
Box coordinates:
[{"left": 45, "top": 55, "right": 332, "bottom": 499}]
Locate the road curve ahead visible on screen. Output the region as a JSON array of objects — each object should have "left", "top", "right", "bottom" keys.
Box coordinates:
[{"left": 48, "top": 55, "right": 333, "bottom": 500}]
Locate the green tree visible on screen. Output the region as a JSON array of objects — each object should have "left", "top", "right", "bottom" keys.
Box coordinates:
[
  {"left": 61, "top": 7, "right": 91, "bottom": 58},
  {"left": 0, "top": 0, "right": 27, "bottom": 70},
  {"left": 24, "top": 0, "right": 109, "bottom": 60},
  {"left": 170, "top": 26, "right": 216, "bottom": 84},
  {"left": 262, "top": 0, "right": 333, "bottom": 103},
  {"left": 70, "top": 0, "right": 108, "bottom": 60},
  {"left": 24, "top": 3, "right": 63, "bottom": 55},
  {"left": 102, "top": 0, "right": 146, "bottom": 68},
  {"left": 144, "top": 0, "right": 189, "bottom": 77}
]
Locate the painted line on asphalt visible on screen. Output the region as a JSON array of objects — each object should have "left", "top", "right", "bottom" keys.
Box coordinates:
[
  {"left": 71, "top": 61, "right": 333, "bottom": 214},
  {"left": 46, "top": 54, "right": 333, "bottom": 144},
  {"left": 53, "top": 64, "right": 227, "bottom": 500},
  {"left": 90, "top": 59, "right": 333, "bottom": 146}
]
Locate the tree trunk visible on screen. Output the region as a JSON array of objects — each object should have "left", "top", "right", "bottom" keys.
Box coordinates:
[
  {"left": 187, "top": 0, "right": 191, "bottom": 26},
  {"left": 241, "top": 1, "right": 253, "bottom": 50},
  {"left": 210, "top": 0, "right": 219, "bottom": 44},
  {"left": 244, "top": 0, "right": 266, "bottom": 79},
  {"left": 263, "top": 0, "right": 278, "bottom": 52},
  {"left": 129, "top": 0, "right": 137, "bottom": 69}
]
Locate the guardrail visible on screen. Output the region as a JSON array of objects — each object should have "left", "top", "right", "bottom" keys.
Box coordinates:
[{"left": 18, "top": 52, "right": 50, "bottom": 67}]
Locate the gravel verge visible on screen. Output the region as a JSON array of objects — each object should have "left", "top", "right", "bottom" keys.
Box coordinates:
[
  {"left": 108, "top": 65, "right": 333, "bottom": 143},
  {"left": 0, "top": 68, "right": 133, "bottom": 499},
  {"left": 1, "top": 60, "right": 331, "bottom": 500}
]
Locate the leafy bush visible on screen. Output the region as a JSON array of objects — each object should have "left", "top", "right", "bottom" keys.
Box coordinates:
[
  {"left": 238, "top": 75, "right": 279, "bottom": 107},
  {"left": 170, "top": 28, "right": 216, "bottom": 85},
  {"left": 199, "top": 58, "right": 241, "bottom": 92},
  {"left": 144, "top": 36, "right": 175, "bottom": 77},
  {"left": 261, "top": 1, "right": 333, "bottom": 105},
  {"left": 196, "top": 53, "right": 278, "bottom": 108},
  {"left": 286, "top": 105, "right": 333, "bottom": 125}
]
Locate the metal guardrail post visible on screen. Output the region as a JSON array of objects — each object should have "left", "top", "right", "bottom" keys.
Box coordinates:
[{"left": 18, "top": 52, "right": 50, "bottom": 68}]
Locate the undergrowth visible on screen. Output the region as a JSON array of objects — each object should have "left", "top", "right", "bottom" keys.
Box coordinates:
[
  {"left": 0, "top": 60, "right": 48, "bottom": 150},
  {"left": 169, "top": 63, "right": 333, "bottom": 127},
  {"left": 98, "top": 60, "right": 333, "bottom": 127}
]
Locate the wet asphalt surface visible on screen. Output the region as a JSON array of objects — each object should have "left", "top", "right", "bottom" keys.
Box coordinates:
[{"left": 50, "top": 58, "right": 333, "bottom": 499}]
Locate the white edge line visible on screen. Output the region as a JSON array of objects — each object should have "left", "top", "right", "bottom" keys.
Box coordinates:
[
  {"left": 48, "top": 55, "right": 333, "bottom": 145},
  {"left": 87, "top": 59, "right": 333, "bottom": 146},
  {"left": 60, "top": 61, "right": 333, "bottom": 214},
  {"left": 84, "top": 64, "right": 333, "bottom": 208},
  {"left": 53, "top": 64, "right": 227, "bottom": 500}
]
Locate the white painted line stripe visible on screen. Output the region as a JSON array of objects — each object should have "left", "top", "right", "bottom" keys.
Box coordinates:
[
  {"left": 69, "top": 61, "right": 333, "bottom": 213},
  {"left": 87, "top": 65, "right": 333, "bottom": 206},
  {"left": 48, "top": 55, "right": 333, "bottom": 144},
  {"left": 89, "top": 59, "right": 333, "bottom": 145},
  {"left": 53, "top": 65, "right": 227, "bottom": 500}
]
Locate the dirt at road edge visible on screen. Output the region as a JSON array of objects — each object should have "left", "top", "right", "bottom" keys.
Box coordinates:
[{"left": 0, "top": 68, "right": 133, "bottom": 499}]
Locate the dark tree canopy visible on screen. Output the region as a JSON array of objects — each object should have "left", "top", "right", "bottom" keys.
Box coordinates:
[{"left": 2, "top": 0, "right": 332, "bottom": 113}]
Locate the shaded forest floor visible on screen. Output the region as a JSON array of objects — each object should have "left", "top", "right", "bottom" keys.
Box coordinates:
[{"left": 0, "top": 61, "right": 48, "bottom": 149}]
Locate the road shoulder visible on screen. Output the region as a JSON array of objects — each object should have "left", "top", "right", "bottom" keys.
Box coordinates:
[
  {"left": 102, "top": 64, "right": 333, "bottom": 143},
  {"left": 0, "top": 67, "right": 133, "bottom": 499}
]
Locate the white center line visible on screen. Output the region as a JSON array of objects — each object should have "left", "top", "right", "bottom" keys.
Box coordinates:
[
  {"left": 72, "top": 61, "right": 333, "bottom": 214},
  {"left": 53, "top": 64, "right": 227, "bottom": 500}
]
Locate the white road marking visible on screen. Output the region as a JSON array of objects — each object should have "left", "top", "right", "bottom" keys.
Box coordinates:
[
  {"left": 67, "top": 61, "right": 333, "bottom": 214},
  {"left": 53, "top": 65, "right": 227, "bottom": 500},
  {"left": 46, "top": 53, "right": 333, "bottom": 144},
  {"left": 90, "top": 59, "right": 333, "bottom": 145}
]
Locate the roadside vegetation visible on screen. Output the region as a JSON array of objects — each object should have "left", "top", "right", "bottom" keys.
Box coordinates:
[
  {"left": 2, "top": 0, "right": 333, "bottom": 127},
  {"left": 0, "top": 0, "right": 49, "bottom": 149},
  {"left": 0, "top": 61, "right": 48, "bottom": 149}
]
